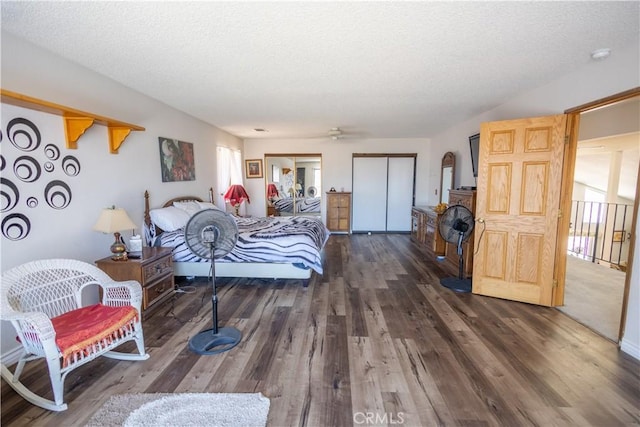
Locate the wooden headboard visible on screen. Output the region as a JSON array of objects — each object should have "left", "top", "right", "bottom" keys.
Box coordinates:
[{"left": 144, "top": 187, "right": 214, "bottom": 228}]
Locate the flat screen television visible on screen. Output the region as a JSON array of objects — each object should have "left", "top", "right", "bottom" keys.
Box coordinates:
[{"left": 468, "top": 133, "right": 480, "bottom": 178}]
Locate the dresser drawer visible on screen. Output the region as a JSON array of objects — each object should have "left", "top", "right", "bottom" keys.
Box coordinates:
[
  {"left": 449, "top": 195, "right": 472, "bottom": 210},
  {"left": 326, "top": 192, "right": 351, "bottom": 233},
  {"left": 96, "top": 246, "right": 174, "bottom": 317},
  {"left": 142, "top": 256, "right": 173, "bottom": 284},
  {"left": 425, "top": 212, "right": 437, "bottom": 227},
  {"left": 143, "top": 274, "right": 174, "bottom": 310},
  {"left": 448, "top": 190, "right": 476, "bottom": 212}
]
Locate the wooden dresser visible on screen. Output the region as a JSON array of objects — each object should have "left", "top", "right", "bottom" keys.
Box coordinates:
[
  {"left": 96, "top": 246, "right": 174, "bottom": 316},
  {"left": 411, "top": 206, "right": 446, "bottom": 256},
  {"left": 326, "top": 192, "right": 351, "bottom": 233},
  {"left": 443, "top": 190, "right": 477, "bottom": 279}
]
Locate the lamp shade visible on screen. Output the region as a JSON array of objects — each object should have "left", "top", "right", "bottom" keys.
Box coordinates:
[
  {"left": 267, "top": 184, "right": 278, "bottom": 199},
  {"left": 295, "top": 183, "right": 302, "bottom": 191},
  {"left": 93, "top": 207, "right": 137, "bottom": 234},
  {"left": 224, "top": 184, "right": 250, "bottom": 207}
]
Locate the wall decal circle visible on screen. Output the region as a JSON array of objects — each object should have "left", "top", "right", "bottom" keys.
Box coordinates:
[
  {"left": 13, "top": 156, "right": 42, "bottom": 183},
  {"left": 26, "top": 196, "right": 38, "bottom": 208},
  {"left": 61, "top": 155, "right": 81, "bottom": 177},
  {"left": 44, "top": 161, "right": 55, "bottom": 172},
  {"left": 1, "top": 213, "right": 31, "bottom": 240},
  {"left": 44, "top": 143, "right": 61, "bottom": 160},
  {"left": 0, "top": 155, "right": 5, "bottom": 171},
  {"left": 1, "top": 177, "right": 20, "bottom": 212},
  {"left": 7, "top": 118, "right": 41, "bottom": 152},
  {"left": 44, "top": 180, "right": 72, "bottom": 209}
]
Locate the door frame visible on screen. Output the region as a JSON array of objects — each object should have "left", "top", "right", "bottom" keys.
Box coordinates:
[{"left": 558, "top": 87, "right": 640, "bottom": 342}]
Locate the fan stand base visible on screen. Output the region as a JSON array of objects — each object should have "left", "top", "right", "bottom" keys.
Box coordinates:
[
  {"left": 440, "top": 277, "right": 472, "bottom": 293},
  {"left": 189, "top": 327, "right": 242, "bottom": 355}
]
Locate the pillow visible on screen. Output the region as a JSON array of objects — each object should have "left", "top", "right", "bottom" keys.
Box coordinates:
[
  {"left": 149, "top": 206, "right": 190, "bottom": 231},
  {"left": 196, "top": 201, "right": 221, "bottom": 211},
  {"left": 173, "top": 200, "right": 201, "bottom": 216}
]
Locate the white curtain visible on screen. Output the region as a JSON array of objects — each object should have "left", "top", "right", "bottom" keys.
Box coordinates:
[{"left": 216, "top": 146, "right": 243, "bottom": 207}]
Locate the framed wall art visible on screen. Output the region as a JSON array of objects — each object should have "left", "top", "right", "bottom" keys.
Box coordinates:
[
  {"left": 158, "top": 137, "right": 196, "bottom": 182},
  {"left": 245, "top": 159, "right": 263, "bottom": 179}
]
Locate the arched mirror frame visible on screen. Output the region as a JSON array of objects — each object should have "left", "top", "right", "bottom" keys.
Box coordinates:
[
  {"left": 264, "top": 153, "right": 323, "bottom": 217},
  {"left": 440, "top": 152, "right": 455, "bottom": 204}
]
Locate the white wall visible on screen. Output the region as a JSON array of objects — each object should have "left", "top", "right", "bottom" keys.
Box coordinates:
[
  {"left": 243, "top": 138, "right": 432, "bottom": 220},
  {"left": 622, "top": 204, "right": 640, "bottom": 358},
  {"left": 0, "top": 33, "right": 242, "bottom": 359},
  {"left": 426, "top": 41, "right": 640, "bottom": 359},
  {"left": 572, "top": 182, "right": 634, "bottom": 206}
]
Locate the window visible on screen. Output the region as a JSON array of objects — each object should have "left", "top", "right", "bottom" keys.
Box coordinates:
[
  {"left": 216, "top": 146, "right": 242, "bottom": 206},
  {"left": 584, "top": 187, "right": 605, "bottom": 223},
  {"left": 314, "top": 168, "right": 321, "bottom": 194}
]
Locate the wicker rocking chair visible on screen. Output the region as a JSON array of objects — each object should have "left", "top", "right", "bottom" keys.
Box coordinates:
[{"left": 1, "top": 259, "right": 149, "bottom": 411}]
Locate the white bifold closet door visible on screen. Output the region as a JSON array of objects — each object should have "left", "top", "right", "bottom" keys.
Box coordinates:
[
  {"left": 352, "top": 155, "right": 415, "bottom": 233},
  {"left": 352, "top": 157, "right": 388, "bottom": 231},
  {"left": 386, "top": 156, "right": 415, "bottom": 231}
]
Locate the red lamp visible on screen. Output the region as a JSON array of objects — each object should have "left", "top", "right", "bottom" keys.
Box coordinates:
[
  {"left": 224, "top": 184, "right": 250, "bottom": 215},
  {"left": 267, "top": 184, "right": 278, "bottom": 201}
]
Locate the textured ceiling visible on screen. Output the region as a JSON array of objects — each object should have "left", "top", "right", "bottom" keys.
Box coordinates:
[{"left": 1, "top": 1, "right": 639, "bottom": 140}]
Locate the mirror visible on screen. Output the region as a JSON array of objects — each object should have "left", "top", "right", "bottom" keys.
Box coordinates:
[
  {"left": 440, "top": 152, "right": 455, "bottom": 204},
  {"left": 265, "top": 154, "right": 322, "bottom": 217}
]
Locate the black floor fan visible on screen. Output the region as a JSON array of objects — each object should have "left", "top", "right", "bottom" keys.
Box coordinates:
[
  {"left": 438, "top": 204, "right": 475, "bottom": 293},
  {"left": 184, "top": 209, "right": 241, "bottom": 355}
]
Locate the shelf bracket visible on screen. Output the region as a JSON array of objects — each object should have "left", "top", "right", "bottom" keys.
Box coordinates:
[
  {"left": 63, "top": 116, "right": 95, "bottom": 149},
  {"left": 108, "top": 126, "right": 133, "bottom": 154}
]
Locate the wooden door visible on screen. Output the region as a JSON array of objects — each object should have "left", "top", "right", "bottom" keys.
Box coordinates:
[{"left": 472, "top": 115, "right": 568, "bottom": 306}]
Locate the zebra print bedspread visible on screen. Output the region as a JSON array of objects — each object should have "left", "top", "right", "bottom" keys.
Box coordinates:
[
  {"left": 273, "top": 197, "right": 321, "bottom": 213},
  {"left": 153, "top": 215, "right": 329, "bottom": 274}
]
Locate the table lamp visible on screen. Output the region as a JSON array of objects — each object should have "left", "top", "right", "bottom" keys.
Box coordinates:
[
  {"left": 93, "top": 206, "right": 137, "bottom": 260},
  {"left": 267, "top": 184, "right": 278, "bottom": 202},
  {"left": 224, "top": 184, "right": 250, "bottom": 216}
]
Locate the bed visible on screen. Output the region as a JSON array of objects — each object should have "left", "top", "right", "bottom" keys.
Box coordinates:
[
  {"left": 272, "top": 196, "right": 321, "bottom": 215},
  {"left": 143, "top": 190, "right": 329, "bottom": 280}
]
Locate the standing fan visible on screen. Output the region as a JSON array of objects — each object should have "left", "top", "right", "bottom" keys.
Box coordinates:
[
  {"left": 438, "top": 205, "right": 475, "bottom": 293},
  {"left": 184, "top": 209, "right": 241, "bottom": 355},
  {"left": 307, "top": 186, "right": 317, "bottom": 197}
]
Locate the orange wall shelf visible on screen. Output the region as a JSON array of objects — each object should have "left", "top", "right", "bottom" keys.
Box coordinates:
[{"left": 1, "top": 89, "right": 145, "bottom": 154}]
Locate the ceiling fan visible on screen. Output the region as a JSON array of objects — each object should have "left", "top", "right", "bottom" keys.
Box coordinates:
[
  {"left": 328, "top": 127, "right": 343, "bottom": 140},
  {"left": 326, "top": 127, "right": 367, "bottom": 140}
]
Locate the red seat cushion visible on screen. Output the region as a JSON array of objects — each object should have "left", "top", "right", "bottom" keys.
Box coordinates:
[{"left": 51, "top": 303, "right": 139, "bottom": 367}]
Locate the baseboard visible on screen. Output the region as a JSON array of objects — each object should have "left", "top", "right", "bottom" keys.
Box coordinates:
[
  {"left": 1, "top": 346, "right": 23, "bottom": 366},
  {"left": 620, "top": 337, "right": 640, "bottom": 360}
]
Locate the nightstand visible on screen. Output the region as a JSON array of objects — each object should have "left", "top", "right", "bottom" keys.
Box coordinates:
[{"left": 95, "top": 246, "right": 174, "bottom": 316}]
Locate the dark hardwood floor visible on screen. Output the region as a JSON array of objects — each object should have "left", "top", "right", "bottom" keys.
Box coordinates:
[{"left": 2, "top": 234, "right": 639, "bottom": 426}]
